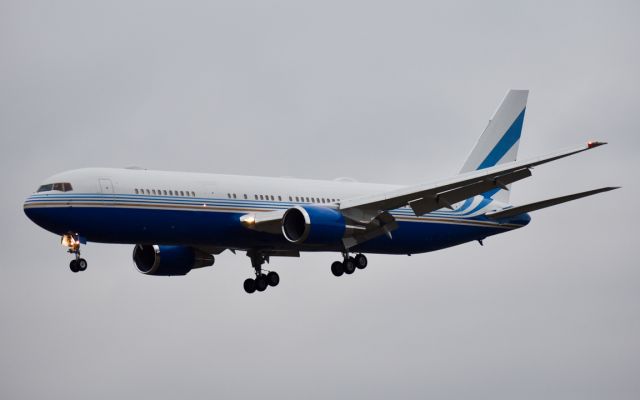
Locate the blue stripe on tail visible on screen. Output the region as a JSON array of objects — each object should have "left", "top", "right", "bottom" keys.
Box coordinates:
[{"left": 477, "top": 108, "right": 526, "bottom": 170}]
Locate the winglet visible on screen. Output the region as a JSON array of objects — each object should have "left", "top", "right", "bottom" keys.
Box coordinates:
[{"left": 587, "top": 141, "right": 607, "bottom": 149}]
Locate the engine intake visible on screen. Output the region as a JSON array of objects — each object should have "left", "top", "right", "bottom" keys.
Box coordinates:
[
  {"left": 132, "top": 245, "right": 214, "bottom": 276},
  {"left": 282, "top": 206, "right": 346, "bottom": 245}
]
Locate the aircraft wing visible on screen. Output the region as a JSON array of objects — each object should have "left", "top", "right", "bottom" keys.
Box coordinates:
[{"left": 339, "top": 141, "right": 607, "bottom": 219}]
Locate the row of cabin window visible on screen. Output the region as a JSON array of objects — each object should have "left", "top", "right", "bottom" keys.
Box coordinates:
[
  {"left": 226, "top": 193, "right": 339, "bottom": 203},
  {"left": 135, "top": 188, "right": 196, "bottom": 197}
]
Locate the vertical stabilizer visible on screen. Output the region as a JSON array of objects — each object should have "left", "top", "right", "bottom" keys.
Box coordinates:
[{"left": 460, "top": 89, "right": 528, "bottom": 202}]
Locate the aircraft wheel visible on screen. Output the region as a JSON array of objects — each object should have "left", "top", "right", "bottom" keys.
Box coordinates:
[
  {"left": 331, "top": 261, "right": 344, "bottom": 277},
  {"left": 343, "top": 258, "right": 356, "bottom": 275},
  {"left": 243, "top": 278, "right": 256, "bottom": 294},
  {"left": 355, "top": 254, "right": 367, "bottom": 269},
  {"left": 255, "top": 275, "right": 268, "bottom": 292},
  {"left": 69, "top": 260, "right": 80, "bottom": 273},
  {"left": 77, "top": 258, "right": 88, "bottom": 271},
  {"left": 266, "top": 271, "right": 280, "bottom": 287}
]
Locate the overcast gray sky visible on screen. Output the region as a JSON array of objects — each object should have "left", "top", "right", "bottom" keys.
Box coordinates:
[{"left": 1, "top": 1, "right": 638, "bottom": 399}]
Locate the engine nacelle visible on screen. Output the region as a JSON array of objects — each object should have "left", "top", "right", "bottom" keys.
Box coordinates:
[
  {"left": 132, "top": 245, "right": 214, "bottom": 276},
  {"left": 282, "top": 205, "right": 346, "bottom": 245}
]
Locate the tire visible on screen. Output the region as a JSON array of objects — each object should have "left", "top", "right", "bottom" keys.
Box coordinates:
[
  {"left": 343, "top": 258, "right": 356, "bottom": 274},
  {"left": 355, "top": 254, "right": 368, "bottom": 269},
  {"left": 266, "top": 271, "right": 280, "bottom": 287},
  {"left": 331, "top": 261, "right": 344, "bottom": 277},
  {"left": 243, "top": 278, "right": 256, "bottom": 294},
  {"left": 255, "top": 275, "right": 268, "bottom": 292},
  {"left": 69, "top": 260, "right": 80, "bottom": 273},
  {"left": 77, "top": 258, "right": 88, "bottom": 271}
]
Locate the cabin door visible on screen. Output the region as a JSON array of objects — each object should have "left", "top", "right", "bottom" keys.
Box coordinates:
[{"left": 98, "top": 178, "right": 114, "bottom": 194}]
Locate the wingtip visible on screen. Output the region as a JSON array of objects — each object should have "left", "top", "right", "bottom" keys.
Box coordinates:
[{"left": 587, "top": 140, "right": 607, "bottom": 148}]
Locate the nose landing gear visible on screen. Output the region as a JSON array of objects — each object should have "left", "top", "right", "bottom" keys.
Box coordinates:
[
  {"left": 69, "top": 258, "right": 87, "bottom": 273},
  {"left": 62, "top": 234, "right": 88, "bottom": 273}
]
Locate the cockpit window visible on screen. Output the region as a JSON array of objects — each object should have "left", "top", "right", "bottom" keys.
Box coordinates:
[{"left": 37, "top": 182, "right": 73, "bottom": 192}]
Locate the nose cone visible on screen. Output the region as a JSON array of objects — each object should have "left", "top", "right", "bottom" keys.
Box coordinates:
[
  {"left": 24, "top": 195, "right": 42, "bottom": 226},
  {"left": 24, "top": 195, "right": 61, "bottom": 234}
]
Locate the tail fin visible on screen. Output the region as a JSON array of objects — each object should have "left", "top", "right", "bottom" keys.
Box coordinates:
[{"left": 460, "top": 89, "right": 529, "bottom": 202}]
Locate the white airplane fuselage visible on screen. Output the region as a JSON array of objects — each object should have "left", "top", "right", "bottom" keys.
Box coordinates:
[{"left": 24, "top": 167, "right": 525, "bottom": 255}]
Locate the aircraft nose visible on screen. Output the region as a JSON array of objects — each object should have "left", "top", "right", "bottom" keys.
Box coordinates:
[
  {"left": 23, "top": 194, "right": 54, "bottom": 231},
  {"left": 23, "top": 195, "right": 39, "bottom": 223}
]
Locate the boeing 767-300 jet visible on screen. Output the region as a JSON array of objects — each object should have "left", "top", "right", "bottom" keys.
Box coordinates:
[{"left": 24, "top": 90, "right": 618, "bottom": 293}]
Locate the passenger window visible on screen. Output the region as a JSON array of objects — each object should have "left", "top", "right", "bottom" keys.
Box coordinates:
[
  {"left": 191, "top": 191, "right": 195, "bottom": 197},
  {"left": 227, "top": 193, "right": 231, "bottom": 198},
  {"left": 134, "top": 189, "right": 139, "bottom": 194},
  {"left": 289, "top": 196, "right": 292, "bottom": 201},
  {"left": 163, "top": 190, "right": 167, "bottom": 195},
  {"left": 180, "top": 191, "right": 184, "bottom": 196},
  {"left": 295, "top": 196, "right": 299, "bottom": 202},
  {"left": 233, "top": 194, "right": 237, "bottom": 199},
  {"left": 270, "top": 195, "right": 274, "bottom": 201},
  {"left": 278, "top": 195, "right": 282, "bottom": 201},
  {"left": 169, "top": 190, "right": 173, "bottom": 196},
  {"left": 244, "top": 194, "right": 248, "bottom": 199},
  {"left": 259, "top": 195, "right": 264, "bottom": 200},
  {"left": 152, "top": 189, "right": 156, "bottom": 195}
]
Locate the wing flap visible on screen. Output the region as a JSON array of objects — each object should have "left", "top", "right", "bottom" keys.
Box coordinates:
[
  {"left": 340, "top": 142, "right": 606, "bottom": 217},
  {"left": 409, "top": 168, "right": 532, "bottom": 215},
  {"left": 486, "top": 187, "right": 619, "bottom": 220}
]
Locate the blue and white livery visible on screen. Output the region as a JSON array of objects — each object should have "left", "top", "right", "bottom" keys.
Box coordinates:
[{"left": 23, "top": 90, "right": 618, "bottom": 293}]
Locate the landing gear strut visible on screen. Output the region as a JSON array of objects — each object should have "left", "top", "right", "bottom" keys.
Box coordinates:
[
  {"left": 62, "top": 234, "right": 88, "bottom": 273},
  {"left": 243, "top": 251, "right": 280, "bottom": 294},
  {"left": 331, "top": 253, "right": 367, "bottom": 277}
]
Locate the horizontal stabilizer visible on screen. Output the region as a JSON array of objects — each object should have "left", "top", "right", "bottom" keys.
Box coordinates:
[{"left": 486, "top": 186, "right": 620, "bottom": 220}]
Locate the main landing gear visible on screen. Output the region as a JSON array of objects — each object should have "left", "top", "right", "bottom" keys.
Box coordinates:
[
  {"left": 62, "top": 234, "right": 88, "bottom": 273},
  {"left": 243, "top": 251, "right": 280, "bottom": 294},
  {"left": 331, "top": 253, "right": 367, "bottom": 277}
]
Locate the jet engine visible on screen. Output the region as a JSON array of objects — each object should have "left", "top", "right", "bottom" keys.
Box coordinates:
[
  {"left": 132, "top": 245, "right": 214, "bottom": 276},
  {"left": 282, "top": 205, "right": 346, "bottom": 245}
]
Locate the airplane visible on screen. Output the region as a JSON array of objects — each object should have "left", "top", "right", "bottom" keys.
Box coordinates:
[{"left": 23, "top": 90, "right": 618, "bottom": 294}]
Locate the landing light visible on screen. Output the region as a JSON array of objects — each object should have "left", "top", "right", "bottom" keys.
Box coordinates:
[
  {"left": 61, "top": 234, "right": 80, "bottom": 251},
  {"left": 240, "top": 214, "right": 256, "bottom": 227}
]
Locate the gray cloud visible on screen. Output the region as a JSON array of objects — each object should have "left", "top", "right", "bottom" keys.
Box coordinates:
[{"left": 1, "top": 1, "right": 638, "bottom": 399}]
